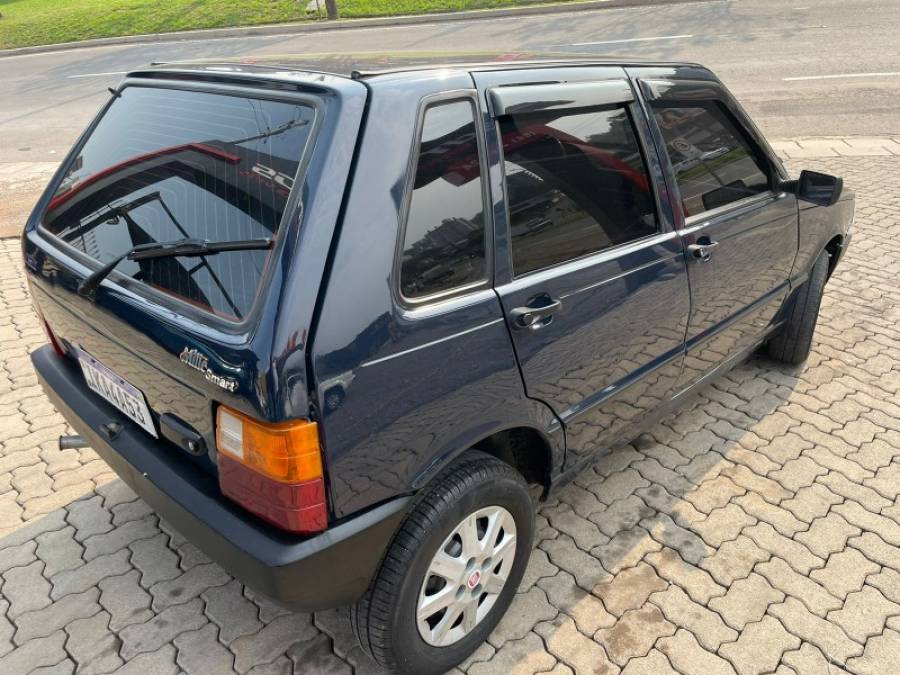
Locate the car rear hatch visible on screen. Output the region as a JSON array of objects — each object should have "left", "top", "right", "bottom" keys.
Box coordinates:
[{"left": 23, "top": 66, "right": 368, "bottom": 507}]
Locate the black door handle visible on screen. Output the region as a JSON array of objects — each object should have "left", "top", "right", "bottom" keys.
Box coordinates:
[
  {"left": 509, "top": 298, "right": 562, "bottom": 329},
  {"left": 687, "top": 236, "right": 719, "bottom": 262}
]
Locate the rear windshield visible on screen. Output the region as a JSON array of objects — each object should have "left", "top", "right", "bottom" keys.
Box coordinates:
[{"left": 42, "top": 86, "right": 316, "bottom": 321}]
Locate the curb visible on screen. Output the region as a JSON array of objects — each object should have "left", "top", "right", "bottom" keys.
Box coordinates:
[{"left": 0, "top": 0, "right": 699, "bottom": 58}]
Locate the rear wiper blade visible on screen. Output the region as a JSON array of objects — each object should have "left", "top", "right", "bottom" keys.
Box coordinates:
[{"left": 77, "top": 237, "right": 273, "bottom": 298}]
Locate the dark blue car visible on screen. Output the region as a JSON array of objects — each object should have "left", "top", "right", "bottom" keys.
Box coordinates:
[{"left": 24, "top": 53, "right": 853, "bottom": 674}]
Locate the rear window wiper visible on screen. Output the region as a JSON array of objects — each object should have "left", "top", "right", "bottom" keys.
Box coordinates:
[{"left": 77, "top": 237, "right": 273, "bottom": 298}]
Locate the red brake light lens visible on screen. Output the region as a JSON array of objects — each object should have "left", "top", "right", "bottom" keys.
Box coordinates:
[{"left": 40, "top": 316, "right": 66, "bottom": 357}]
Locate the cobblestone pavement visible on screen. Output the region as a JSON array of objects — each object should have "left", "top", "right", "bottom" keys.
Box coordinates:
[{"left": 0, "top": 145, "right": 897, "bottom": 674}]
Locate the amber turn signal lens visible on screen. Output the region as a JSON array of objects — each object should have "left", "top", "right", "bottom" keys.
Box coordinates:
[{"left": 215, "top": 406, "right": 323, "bottom": 483}]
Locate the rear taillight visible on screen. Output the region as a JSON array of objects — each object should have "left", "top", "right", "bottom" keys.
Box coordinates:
[
  {"left": 215, "top": 406, "right": 327, "bottom": 534},
  {"left": 39, "top": 316, "right": 66, "bottom": 357}
]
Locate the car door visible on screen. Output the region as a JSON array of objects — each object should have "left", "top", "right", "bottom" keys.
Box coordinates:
[
  {"left": 636, "top": 76, "right": 798, "bottom": 390},
  {"left": 474, "top": 67, "right": 691, "bottom": 470}
]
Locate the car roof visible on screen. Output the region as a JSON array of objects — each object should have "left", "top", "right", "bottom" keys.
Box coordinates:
[{"left": 133, "top": 50, "right": 707, "bottom": 82}]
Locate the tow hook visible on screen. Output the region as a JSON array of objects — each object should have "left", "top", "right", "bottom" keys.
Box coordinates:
[{"left": 58, "top": 435, "right": 89, "bottom": 451}]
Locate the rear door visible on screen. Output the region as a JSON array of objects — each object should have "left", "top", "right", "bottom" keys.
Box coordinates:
[
  {"left": 636, "top": 77, "right": 798, "bottom": 388},
  {"left": 474, "top": 67, "right": 691, "bottom": 469}
]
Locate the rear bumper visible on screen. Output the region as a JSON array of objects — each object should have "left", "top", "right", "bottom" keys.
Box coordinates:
[{"left": 33, "top": 345, "right": 410, "bottom": 611}]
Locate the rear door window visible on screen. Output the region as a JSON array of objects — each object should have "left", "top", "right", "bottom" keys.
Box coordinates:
[
  {"left": 499, "top": 105, "right": 659, "bottom": 276},
  {"left": 399, "top": 99, "right": 487, "bottom": 300},
  {"left": 651, "top": 103, "right": 770, "bottom": 217},
  {"left": 42, "top": 86, "right": 316, "bottom": 321}
]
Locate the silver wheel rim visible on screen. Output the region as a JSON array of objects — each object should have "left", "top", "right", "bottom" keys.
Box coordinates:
[{"left": 416, "top": 505, "right": 517, "bottom": 647}]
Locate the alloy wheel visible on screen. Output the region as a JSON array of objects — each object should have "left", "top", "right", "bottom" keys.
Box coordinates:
[{"left": 416, "top": 505, "right": 517, "bottom": 647}]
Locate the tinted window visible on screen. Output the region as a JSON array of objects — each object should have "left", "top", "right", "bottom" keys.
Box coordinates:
[
  {"left": 43, "top": 87, "right": 316, "bottom": 320},
  {"left": 400, "top": 100, "right": 486, "bottom": 299},
  {"left": 500, "top": 106, "right": 658, "bottom": 276},
  {"left": 651, "top": 103, "right": 770, "bottom": 217}
]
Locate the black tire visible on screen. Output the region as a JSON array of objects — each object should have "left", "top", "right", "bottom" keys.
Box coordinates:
[
  {"left": 352, "top": 451, "right": 535, "bottom": 675},
  {"left": 768, "top": 251, "right": 829, "bottom": 365}
]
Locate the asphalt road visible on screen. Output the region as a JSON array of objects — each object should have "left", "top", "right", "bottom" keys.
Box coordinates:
[{"left": 1, "top": 0, "right": 899, "bottom": 163}]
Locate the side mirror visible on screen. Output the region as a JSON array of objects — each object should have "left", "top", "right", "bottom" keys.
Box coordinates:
[{"left": 796, "top": 170, "right": 843, "bottom": 207}]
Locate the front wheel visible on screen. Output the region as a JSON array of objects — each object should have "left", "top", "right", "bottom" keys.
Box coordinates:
[
  {"left": 768, "top": 251, "right": 829, "bottom": 365},
  {"left": 352, "top": 451, "right": 535, "bottom": 675}
]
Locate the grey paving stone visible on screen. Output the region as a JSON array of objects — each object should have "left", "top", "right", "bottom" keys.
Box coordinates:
[
  {"left": 0, "top": 540, "right": 35, "bottom": 574},
  {"left": 0, "top": 630, "right": 67, "bottom": 674},
  {"left": 118, "top": 598, "right": 206, "bottom": 660},
  {"left": 769, "top": 597, "right": 864, "bottom": 663},
  {"left": 159, "top": 520, "right": 210, "bottom": 570},
  {"left": 650, "top": 585, "right": 737, "bottom": 651},
  {"left": 468, "top": 633, "right": 556, "bottom": 675},
  {"left": 35, "top": 526, "right": 83, "bottom": 577},
  {"left": 3, "top": 560, "right": 51, "bottom": 618},
  {"left": 541, "top": 534, "right": 610, "bottom": 591},
  {"left": 287, "top": 633, "right": 352, "bottom": 675},
  {"left": 111, "top": 499, "right": 154, "bottom": 527},
  {"left": 31, "top": 658, "right": 76, "bottom": 675},
  {"left": 595, "top": 604, "right": 676, "bottom": 666},
  {"left": 99, "top": 569, "right": 153, "bottom": 631},
  {"left": 95, "top": 480, "right": 138, "bottom": 510},
  {"left": 231, "top": 614, "right": 319, "bottom": 674},
  {"left": 114, "top": 644, "right": 179, "bottom": 675},
  {"left": 81, "top": 516, "right": 158, "bottom": 561},
  {"left": 708, "top": 573, "right": 784, "bottom": 631},
  {"left": 64, "top": 611, "right": 124, "bottom": 674},
  {"left": 174, "top": 622, "right": 236, "bottom": 674},
  {"left": 312, "top": 608, "right": 356, "bottom": 658},
  {"left": 12, "top": 588, "right": 99, "bottom": 644},
  {"left": 719, "top": 615, "right": 799, "bottom": 675},
  {"left": 129, "top": 533, "right": 182, "bottom": 588},
  {"left": 66, "top": 495, "right": 113, "bottom": 542},
  {"left": 195, "top": 582, "right": 260, "bottom": 648},
  {"left": 150, "top": 561, "right": 230, "bottom": 611},
  {"left": 245, "top": 656, "right": 292, "bottom": 675},
  {"left": 50, "top": 549, "right": 131, "bottom": 600},
  {"left": 245, "top": 587, "right": 292, "bottom": 623},
  {"left": 537, "top": 570, "right": 616, "bottom": 635},
  {"left": 488, "top": 587, "right": 557, "bottom": 649}
]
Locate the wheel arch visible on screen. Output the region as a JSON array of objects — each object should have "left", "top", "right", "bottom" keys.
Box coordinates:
[
  {"left": 410, "top": 418, "right": 561, "bottom": 499},
  {"left": 824, "top": 234, "right": 844, "bottom": 278},
  {"left": 473, "top": 426, "right": 553, "bottom": 490}
]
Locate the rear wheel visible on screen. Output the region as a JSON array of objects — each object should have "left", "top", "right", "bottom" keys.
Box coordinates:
[
  {"left": 768, "top": 251, "right": 829, "bottom": 365},
  {"left": 352, "top": 452, "right": 534, "bottom": 675}
]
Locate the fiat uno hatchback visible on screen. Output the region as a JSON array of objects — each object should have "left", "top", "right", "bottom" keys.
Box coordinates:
[{"left": 25, "top": 53, "right": 853, "bottom": 674}]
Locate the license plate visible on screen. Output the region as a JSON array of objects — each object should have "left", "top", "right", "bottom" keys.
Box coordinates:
[{"left": 76, "top": 348, "right": 158, "bottom": 438}]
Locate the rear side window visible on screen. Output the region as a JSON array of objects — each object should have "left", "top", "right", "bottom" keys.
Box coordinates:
[
  {"left": 651, "top": 103, "right": 770, "bottom": 217},
  {"left": 500, "top": 105, "right": 658, "bottom": 276},
  {"left": 43, "top": 86, "right": 316, "bottom": 321},
  {"left": 400, "top": 99, "right": 487, "bottom": 300}
]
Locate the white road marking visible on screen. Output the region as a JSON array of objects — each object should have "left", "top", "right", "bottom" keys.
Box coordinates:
[
  {"left": 67, "top": 71, "right": 128, "bottom": 78},
  {"left": 570, "top": 34, "right": 692, "bottom": 46},
  {"left": 782, "top": 71, "right": 900, "bottom": 81}
]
